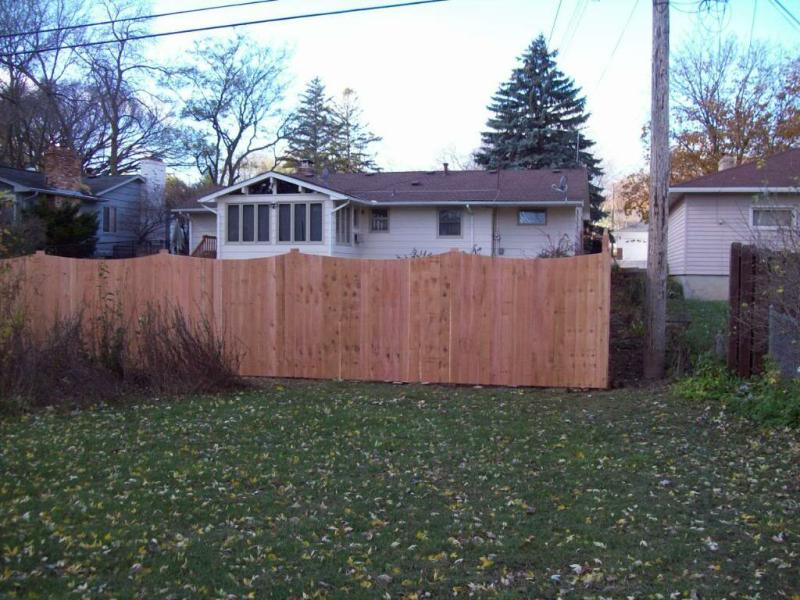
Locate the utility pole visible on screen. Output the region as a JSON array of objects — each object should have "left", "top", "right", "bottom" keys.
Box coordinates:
[{"left": 644, "top": 0, "right": 670, "bottom": 379}]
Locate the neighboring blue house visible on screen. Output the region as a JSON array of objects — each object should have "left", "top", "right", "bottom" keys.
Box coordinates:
[{"left": 0, "top": 147, "right": 166, "bottom": 257}]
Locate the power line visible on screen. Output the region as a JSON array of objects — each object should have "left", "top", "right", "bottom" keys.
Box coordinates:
[
  {"left": 559, "top": 0, "right": 589, "bottom": 55},
  {"left": 595, "top": 0, "right": 640, "bottom": 88},
  {"left": 0, "top": 0, "right": 282, "bottom": 41},
  {"left": 1, "top": 0, "right": 449, "bottom": 58},
  {"left": 769, "top": 0, "right": 800, "bottom": 29},
  {"left": 548, "top": 0, "right": 564, "bottom": 46}
]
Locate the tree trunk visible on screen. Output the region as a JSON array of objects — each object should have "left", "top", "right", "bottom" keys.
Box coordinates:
[{"left": 644, "top": 0, "right": 670, "bottom": 379}]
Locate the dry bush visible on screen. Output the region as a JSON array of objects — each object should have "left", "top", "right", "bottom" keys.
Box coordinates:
[{"left": 131, "top": 303, "right": 241, "bottom": 395}]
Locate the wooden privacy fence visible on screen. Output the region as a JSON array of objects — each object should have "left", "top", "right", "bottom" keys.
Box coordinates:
[
  {"left": 728, "top": 242, "right": 799, "bottom": 378},
  {"left": 6, "top": 244, "right": 611, "bottom": 389}
]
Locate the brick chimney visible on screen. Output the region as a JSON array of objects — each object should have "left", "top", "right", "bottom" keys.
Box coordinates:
[
  {"left": 718, "top": 155, "right": 736, "bottom": 171},
  {"left": 43, "top": 146, "right": 83, "bottom": 192},
  {"left": 297, "top": 159, "right": 315, "bottom": 177}
]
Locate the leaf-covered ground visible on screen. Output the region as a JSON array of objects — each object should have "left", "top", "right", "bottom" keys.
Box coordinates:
[{"left": 1, "top": 382, "right": 798, "bottom": 599}]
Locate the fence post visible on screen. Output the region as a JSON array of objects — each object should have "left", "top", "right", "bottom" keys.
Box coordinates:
[{"left": 727, "top": 243, "right": 741, "bottom": 374}]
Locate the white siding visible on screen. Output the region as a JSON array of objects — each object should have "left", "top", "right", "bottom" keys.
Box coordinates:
[
  {"left": 346, "top": 206, "right": 494, "bottom": 258},
  {"left": 494, "top": 206, "right": 579, "bottom": 257},
  {"left": 206, "top": 196, "right": 586, "bottom": 260},
  {"left": 667, "top": 198, "right": 687, "bottom": 274},
  {"left": 189, "top": 212, "right": 216, "bottom": 253},
  {"left": 677, "top": 193, "right": 800, "bottom": 276}
]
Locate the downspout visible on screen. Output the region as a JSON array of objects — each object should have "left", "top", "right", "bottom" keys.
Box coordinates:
[{"left": 491, "top": 207, "right": 498, "bottom": 257}]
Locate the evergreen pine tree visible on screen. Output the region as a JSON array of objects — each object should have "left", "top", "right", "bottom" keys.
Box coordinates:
[
  {"left": 26, "top": 198, "right": 98, "bottom": 258},
  {"left": 283, "top": 77, "right": 337, "bottom": 172},
  {"left": 329, "top": 88, "right": 382, "bottom": 173},
  {"left": 475, "top": 35, "right": 605, "bottom": 220}
]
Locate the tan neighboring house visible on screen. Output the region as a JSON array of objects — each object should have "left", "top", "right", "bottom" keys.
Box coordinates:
[
  {"left": 668, "top": 150, "right": 800, "bottom": 300},
  {"left": 174, "top": 164, "right": 591, "bottom": 260}
]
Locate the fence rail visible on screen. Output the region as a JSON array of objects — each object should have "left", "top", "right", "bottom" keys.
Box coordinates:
[{"left": 5, "top": 243, "right": 611, "bottom": 388}]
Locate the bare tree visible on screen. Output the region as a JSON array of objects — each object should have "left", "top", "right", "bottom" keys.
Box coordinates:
[
  {"left": 672, "top": 37, "right": 799, "bottom": 181},
  {"left": 178, "top": 35, "right": 288, "bottom": 186}
]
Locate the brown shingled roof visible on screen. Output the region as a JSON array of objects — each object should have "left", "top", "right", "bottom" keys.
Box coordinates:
[
  {"left": 292, "top": 167, "right": 589, "bottom": 204},
  {"left": 672, "top": 149, "right": 800, "bottom": 189}
]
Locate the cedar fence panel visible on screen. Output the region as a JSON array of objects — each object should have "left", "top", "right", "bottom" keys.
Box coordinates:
[{"left": 4, "top": 240, "right": 611, "bottom": 389}]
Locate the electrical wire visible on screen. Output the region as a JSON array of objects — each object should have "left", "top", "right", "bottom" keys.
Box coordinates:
[
  {"left": 1, "top": 0, "right": 449, "bottom": 58},
  {"left": 548, "top": 0, "right": 564, "bottom": 47},
  {"left": 769, "top": 0, "right": 800, "bottom": 29},
  {"left": 595, "top": 0, "right": 640, "bottom": 89},
  {"left": 0, "top": 0, "right": 282, "bottom": 40}
]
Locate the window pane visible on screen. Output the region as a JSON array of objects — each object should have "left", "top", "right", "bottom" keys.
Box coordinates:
[
  {"left": 754, "top": 209, "right": 792, "bottom": 227},
  {"left": 242, "top": 204, "right": 255, "bottom": 241},
  {"left": 278, "top": 204, "right": 291, "bottom": 241},
  {"left": 438, "top": 209, "right": 461, "bottom": 236},
  {"left": 227, "top": 205, "right": 239, "bottom": 242},
  {"left": 294, "top": 203, "right": 307, "bottom": 241},
  {"left": 518, "top": 209, "right": 546, "bottom": 225},
  {"left": 102, "top": 207, "right": 110, "bottom": 233},
  {"left": 310, "top": 203, "right": 322, "bottom": 241},
  {"left": 257, "top": 205, "right": 270, "bottom": 241},
  {"left": 371, "top": 208, "right": 389, "bottom": 232}
]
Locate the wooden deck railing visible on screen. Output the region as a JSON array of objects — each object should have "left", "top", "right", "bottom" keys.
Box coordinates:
[{"left": 191, "top": 235, "right": 217, "bottom": 258}]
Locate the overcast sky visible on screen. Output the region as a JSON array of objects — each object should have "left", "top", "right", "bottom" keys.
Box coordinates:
[{"left": 149, "top": 0, "right": 797, "bottom": 179}]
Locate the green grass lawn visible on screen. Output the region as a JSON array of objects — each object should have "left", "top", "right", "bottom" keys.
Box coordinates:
[{"left": 1, "top": 383, "right": 798, "bottom": 599}]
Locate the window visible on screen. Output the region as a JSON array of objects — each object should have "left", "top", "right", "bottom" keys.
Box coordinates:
[
  {"left": 279, "top": 204, "right": 291, "bottom": 241},
  {"left": 278, "top": 202, "right": 323, "bottom": 243},
  {"left": 294, "top": 203, "right": 306, "bottom": 241},
  {"left": 438, "top": 208, "right": 462, "bottom": 237},
  {"left": 102, "top": 206, "right": 117, "bottom": 233},
  {"left": 336, "top": 204, "right": 352, "bottom": 244},
  {"left": 227, "top": 205, "right": 240, "bottom": 241},
  {"left": 257, "top": 205, "right": 270, "bottom": 242},
  {"left": 753, "top": 207, "right": 793, "bottom": 228},
  {"left": 371, "top": 208, "right": 389, "bottom": 232},
  {"left": 242, "top": 205, "right": 255, "bottom": 242},
  {"left": 227, "top": 203, "right": 271, "bottom": 243},
  {"left": 518, "top": 208, "right": 547, "bottom": 225},
  {"left": 310, "top": 204, "right": 323, "bottom": 242}
]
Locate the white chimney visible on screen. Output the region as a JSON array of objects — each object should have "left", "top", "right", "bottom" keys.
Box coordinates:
[
  {"left": 718, "top": 155, "right": 736, "bottom": 171},
  {"left": 138, "top": 158, "right": 166, "bottom": 207}
]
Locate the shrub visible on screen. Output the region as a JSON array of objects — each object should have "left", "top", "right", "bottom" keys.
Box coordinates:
[
  {"left": 132, "top": 304, "right": 241, "bottom": 395},
  {"left": 1, "top": 265, "right": 242, "bottom": 414},
  {"left": 674, "top": 357, "right": 800, "bottom": 428}
]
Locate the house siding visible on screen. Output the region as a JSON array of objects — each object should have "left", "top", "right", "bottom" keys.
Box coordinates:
[
  {"left": 189, "top": 212, "right": 217, "bottom": 253},
  {"left": 494, "top": 206, "right": 579, "bottom": 257},
  {"left": 207, "top": 195, "right": 583, "bottom": 260},
  {"left": 667, "top": 198, "right": 687, "bottom": 274},
  {"left": 84, "top": 181, "right": 142, "bottom": 256},
  {"left": 671, "top": 193, "right": 800, "bottom": 276}
]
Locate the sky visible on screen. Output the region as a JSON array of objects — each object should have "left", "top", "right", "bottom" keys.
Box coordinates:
[{"left": 147, "top": 0, "right": 798, "bottom": 179}]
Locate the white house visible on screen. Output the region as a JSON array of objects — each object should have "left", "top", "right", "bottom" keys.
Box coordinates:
[
  {"left": 611, "top": 222, "right": 648, "bottom": 269},
  {"left": 174, "top": 164, "right": 591, "bottom": 260},
  {"left": 668, "top": 150, "right": 800, "bottom": 300}
]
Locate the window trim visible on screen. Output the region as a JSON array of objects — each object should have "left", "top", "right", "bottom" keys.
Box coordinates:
[
  {"left": 751, "top": 206, "right": 795, "bottom": 229},
  {"left": 102, "top": 206, "right": 117, "bottom": 233},
  {"left": 370, "top": 207, "right": 390, "bottom": 233},
  {"left": 276, "top": 201, "right": 324, "bottom": 245},
  {"left": 517, "top": 208, "right": 547, "bottom": 226},
  {"left": 437, "top": 207, "right": 463, "bottom": 238},
  {"left": 226, "top": 202, "right": 274, "bottom": 245}
]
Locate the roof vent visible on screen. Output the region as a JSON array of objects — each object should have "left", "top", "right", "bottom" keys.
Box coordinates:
[{"left": 411, "top": 181, "right": 421, "bottom": 186}]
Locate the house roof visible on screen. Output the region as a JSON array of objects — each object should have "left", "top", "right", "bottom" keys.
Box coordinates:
[
  {"left": 195, "top": 167, "right": 590, "bottom": 207},
  {"left": 671, "top": 149, "right": 800, "bottom": 191},
  {"left": 291, "top": 168, "right": 589, "bottom": 204},
  {"left": 0, "top": 164, "right": 142, "bottom": 200}
]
